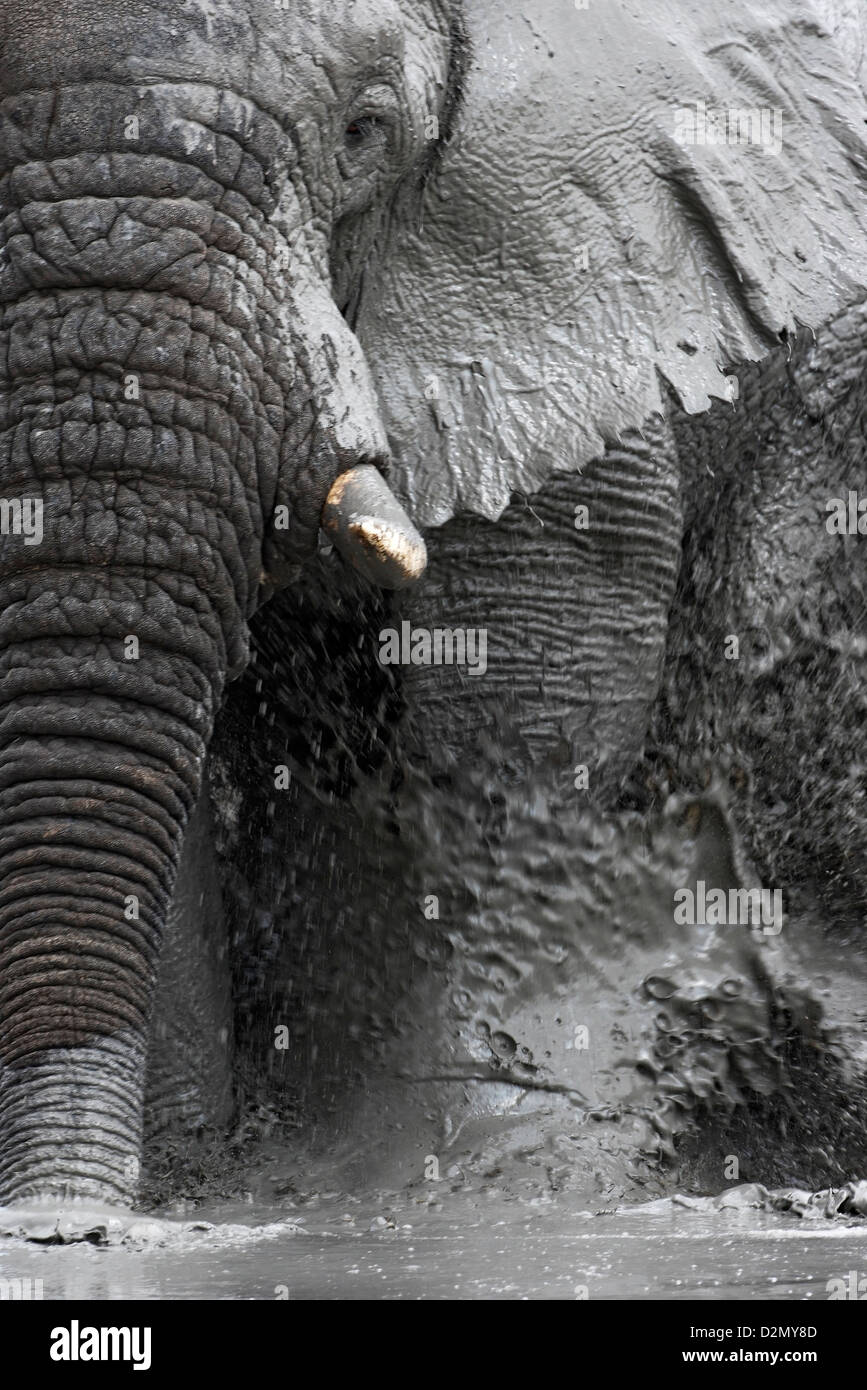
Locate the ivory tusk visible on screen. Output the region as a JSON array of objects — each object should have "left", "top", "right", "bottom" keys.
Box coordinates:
[{"left": 321, "top": 465, "right": 427, "bottom": 589}]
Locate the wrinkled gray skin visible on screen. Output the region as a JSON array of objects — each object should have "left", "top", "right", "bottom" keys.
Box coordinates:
[{"left": 1, "top": 0, "right": 866, "bottom": 1235}]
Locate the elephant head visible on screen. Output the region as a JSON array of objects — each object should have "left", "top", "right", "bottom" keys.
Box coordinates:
[{"left": 1, "top": 0, "right": 866, "bottom": 1212}]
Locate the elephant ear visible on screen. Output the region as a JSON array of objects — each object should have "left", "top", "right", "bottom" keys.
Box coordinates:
[{"left": 358, "top": 0, "right": 867, "bottom": 526}]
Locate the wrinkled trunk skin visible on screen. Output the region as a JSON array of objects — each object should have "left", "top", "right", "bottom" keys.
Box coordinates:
[
  {"left": 0, "top": 116, "right": 254, "bottom": 1199},
  {"left": 0, "top": 8, "right": 336, "bottom": 1204}
]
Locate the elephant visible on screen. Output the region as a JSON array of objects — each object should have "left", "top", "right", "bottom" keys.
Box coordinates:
[{"left": 0, "top": 0, "right": 866, "bottom": 1238}]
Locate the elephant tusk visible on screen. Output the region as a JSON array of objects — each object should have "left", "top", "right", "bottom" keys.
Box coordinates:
[{"left": 321, "top": 465, "right": 427, "bottom": 589}]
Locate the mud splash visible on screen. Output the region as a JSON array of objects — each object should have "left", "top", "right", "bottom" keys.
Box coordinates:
[{"left": 207, "top": 603, "right": 867, "bottom": 1215}]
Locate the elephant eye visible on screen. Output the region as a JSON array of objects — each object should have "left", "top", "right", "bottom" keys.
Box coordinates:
[
  {"left": 344, "top": 115, "right": 381, "bottom": 151},
  {"left": 338, "top": 91, "right": 402, "bottom": 209}
]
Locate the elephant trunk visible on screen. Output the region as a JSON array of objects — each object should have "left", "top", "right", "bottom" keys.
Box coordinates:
[
  {"left": 0, "top": 575, "right": 224, "bottom": 1202},
  {"left": 0, "top": 291, "right": 253, "bottom": 1201},
  {"left": 0, "top": 86, "right": 285, "bottom": 1201}
]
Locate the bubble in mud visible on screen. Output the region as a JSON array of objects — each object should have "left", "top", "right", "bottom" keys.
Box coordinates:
[
  {"left": 654, "top": 1033, "right": 686, "bottom": 1060},
  {"left": 644, "top": 975, "right": 678, "bottom": 1000}
]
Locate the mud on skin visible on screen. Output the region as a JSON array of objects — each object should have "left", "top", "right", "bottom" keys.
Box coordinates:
[{"left": 0, "top": 0, "right": 866, "bottom": 1244}]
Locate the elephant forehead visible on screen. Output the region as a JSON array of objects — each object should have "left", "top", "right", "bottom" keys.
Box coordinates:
[{"left": 0, "top": 0, "right": 445, "bottom": 126}]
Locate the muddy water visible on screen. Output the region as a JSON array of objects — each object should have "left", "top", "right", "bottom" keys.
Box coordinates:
[{"left": 1, "top": 1196, "right": 865, "bottom": 1300}]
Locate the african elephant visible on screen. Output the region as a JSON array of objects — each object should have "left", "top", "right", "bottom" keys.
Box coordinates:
[{"left": 0, "top": 0, "right": 866, "bottom": 1235}]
